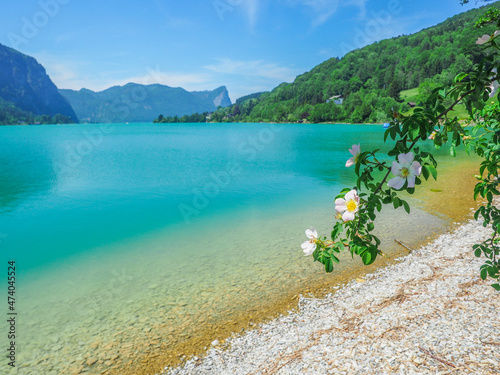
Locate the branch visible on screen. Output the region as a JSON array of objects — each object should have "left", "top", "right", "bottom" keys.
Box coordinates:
[
  {"left": 418, "top": 347, "right": 457, "bottom": 368},
  {"left": 436, "top": 88, "right": 475, "bottom": 121},
  {"left": 372, "top": 169, "right": 392, "bottom": 196}
]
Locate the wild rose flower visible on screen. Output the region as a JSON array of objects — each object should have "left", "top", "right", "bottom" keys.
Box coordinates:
[
  {"left": 387, "top": 152, "right": 422, "bottom": 190},
  {"left": 345, "top": 144, "right": 361, "bottom": 167},
  {"left": 477, "top": 34, "right": 491, "bottom": 45},
  {"left": 335, "top": 189, "right": 360, "bottom": 222},
  {"left": 477, "top": 31, "right": 499, "bottom": 45},
  {"left": 301, "top": 227, "right": 318, "bottom": 256}
]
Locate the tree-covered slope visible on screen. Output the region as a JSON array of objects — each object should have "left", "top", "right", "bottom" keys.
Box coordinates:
[
  {"left": 208, "top": 2, "right": 499, "bottom": 124},
  {"left": 61, "top": 84, "right": 231, "bottom": 123},
  {"left": 0, "top": 43, "right": 78, "bottom": 124}
]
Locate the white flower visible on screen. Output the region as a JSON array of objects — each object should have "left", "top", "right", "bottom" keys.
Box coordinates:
[
  {"left": 387, "top": 152, "right": 422, "bottom": 190},
  {"left": 476, "top": 31, "right": 499, "bottom": 45},
  {"left": 345, "top": 144, "right": 361, "bottom": 167},
  {"left": 301, "top": 227, "right": 318, "bottom": 256},
  {"left": 335, "top": 189, "right": 360, "bottom": 222},
  {"left": 477, "top": 34, "right": 491, "bottom": 45}
]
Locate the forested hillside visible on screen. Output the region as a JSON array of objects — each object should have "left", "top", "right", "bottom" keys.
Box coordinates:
[
  {"left": 0, "top": 43, "right": 78, "bottom": 125},
  {"left": 171, "top": 3, "right": 499, "bottom": 124}
]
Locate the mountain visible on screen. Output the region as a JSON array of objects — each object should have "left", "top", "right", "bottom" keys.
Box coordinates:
[
  {"left": 207, "top": 2, "right": 499, "bottom": 124},
  {"left": 60, "top": 84, "right": 232, "bottom": 123},
  {"left": 0, "top": 43, "right": 78, "bottom": 124}
]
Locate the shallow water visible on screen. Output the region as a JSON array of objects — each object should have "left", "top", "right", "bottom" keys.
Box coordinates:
[{"left": 0, "top": 123, "right": 480, "bottom": 374}]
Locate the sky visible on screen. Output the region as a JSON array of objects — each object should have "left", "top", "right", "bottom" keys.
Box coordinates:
[{"left": 0, "top": 0, "right": 494, "bottom": 102}]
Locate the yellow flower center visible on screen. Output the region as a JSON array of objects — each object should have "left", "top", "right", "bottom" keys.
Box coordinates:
[
  {"left": 346, "top": 200, "right": 358, "bottom": 212},
  {"left": 400, "top": 167, "right": 410, "bottom": 178}
]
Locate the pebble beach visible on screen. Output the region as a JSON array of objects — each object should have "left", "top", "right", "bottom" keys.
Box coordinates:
[{"left": 163, "top": 215, "right": 500, "bottom": 375}]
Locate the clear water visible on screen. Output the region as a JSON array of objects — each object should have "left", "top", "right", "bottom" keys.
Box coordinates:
[{"left": 0, "top": 123, "right": 473, "bottom": 374}]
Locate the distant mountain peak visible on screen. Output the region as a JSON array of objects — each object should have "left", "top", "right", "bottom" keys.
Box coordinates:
[{"left": 60, "top": 83, "right": 232, "bottom": 123}]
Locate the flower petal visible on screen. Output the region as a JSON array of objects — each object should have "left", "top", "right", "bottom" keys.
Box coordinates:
[
  {"left": 398, "top": 152, "right": 414, "bottom": 166},
  {"left": 342, "top": 211, "right": 355, "bottom": 222},
  {"left": 387, "top": 176, "right": 405, "bottom": 190},
  {"left": 477, "top": 34, "right": 490, "bottom": 45},
  {"left": 344, "top": 190, "right": 357, "bottom": 202},
  {"left": 301, "top": 241, "right": 316, "bottom": 256},
  {"left": 407, "top": 175, "right": 416, "bottom": 188},
  {"left": 305, "top": 227, "right": 318, "bottom": 239},
  {"left": 410, "top": 161, "right": 422, "bottom": 177},
  {"left": 335, "top": 198, "right": 347, "bottom": 213},
  {"left": 345, "top": 157, "right": 355, "bottom": 168},
  {"left": 350, "top": 144, "right": 360, "bottom": 155},
  {"left": 335, "top": 203, "right": 347, "bottom": 213},
  {"left": 391, "top": 161, "right": 400, "bottom": 176}
]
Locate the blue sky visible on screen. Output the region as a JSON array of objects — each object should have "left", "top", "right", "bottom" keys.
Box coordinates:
[{"left": 0, "top": 0, "right": 493, "bottom": 101}]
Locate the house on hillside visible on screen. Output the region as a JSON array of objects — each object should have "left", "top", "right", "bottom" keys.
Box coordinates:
[{"left": 327, "top": 95, "right": 344, "bottom": 105}]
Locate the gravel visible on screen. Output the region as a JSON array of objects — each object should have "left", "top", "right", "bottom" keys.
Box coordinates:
[{"left": 162, "top": 217, "right": 500, "bottom": 375}]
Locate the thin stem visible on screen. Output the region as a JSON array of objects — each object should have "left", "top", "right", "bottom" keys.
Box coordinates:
[
  {"left": 365, "top": 159, "right": 390, "bottom": 169},
  {"left": 436, "top": 88, "right": 475, "bottom": 120},
  {"left": 372, "top": 169, "right": 392, "bottom": 196}
]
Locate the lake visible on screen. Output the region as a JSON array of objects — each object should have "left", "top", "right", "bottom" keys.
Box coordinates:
[{"left": 0, "top": 123, "right": 479, "bottom": 374}]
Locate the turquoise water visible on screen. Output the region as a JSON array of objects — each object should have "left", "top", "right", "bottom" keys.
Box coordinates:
[
  {"left": 0, "top": 123, "right": 459, "bottom": 374},
  {"left": 0, "top": 122, "right": 391, "bottom": 272}
]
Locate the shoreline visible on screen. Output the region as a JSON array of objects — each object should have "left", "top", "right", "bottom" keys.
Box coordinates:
[
  {"left": 163, "top": 211, "right": 499, "bottom": 375},
  {"left": 128, "top": 155, "right": 484, "bottom": 375}
]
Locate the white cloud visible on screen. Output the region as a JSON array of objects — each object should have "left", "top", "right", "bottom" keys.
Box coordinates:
[
  {"left": 34, "top": 54, "right": 213, "bottom": 92},
  {"left": 204, "top": 58, "right": 298, "bottom": 81},
  {"left": 112, "top": 66, "right": 212, "bottom": 91},
  {"left": 33, "top": 52, "right": 297, "bottom": 103}
]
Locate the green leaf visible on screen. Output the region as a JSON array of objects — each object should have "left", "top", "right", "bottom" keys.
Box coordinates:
[
  {"left": 403, "top": 200, "right": 410, "bottom": 214},
  {"left": 480, "top": 267, "right": 488, "bottom": 280},
  {"left": 362, "top": 251, "right": 372, "bottom": 265},
  {"left": 427, "top": 165, "right": 438, "bottom": 180},
  {"left": 487, "top": 266, "right": 498, "bottom": 278},
  {"left": 487, "top": 191, "right": 493, "bottom": 203},
  {"left": 325, "top": 258, "right": 334, "bottom": 273},
  {"left": 455, "top": 72, "right": 469, "bottom": 82},
  {"left": 422, "top": 165, "right": 430, "bottom": 180},
  {"left": 393, "top": 197, "right": 401, "bottom": 209},
  {"left": 475, "top": 248, "right": 482, "bottom": 257},
  {"left": 384, "top": 129, "right": 390, "bottom": 142},
  {"left": 492, "top": 283, "right": 500, "bottom": 291}
]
